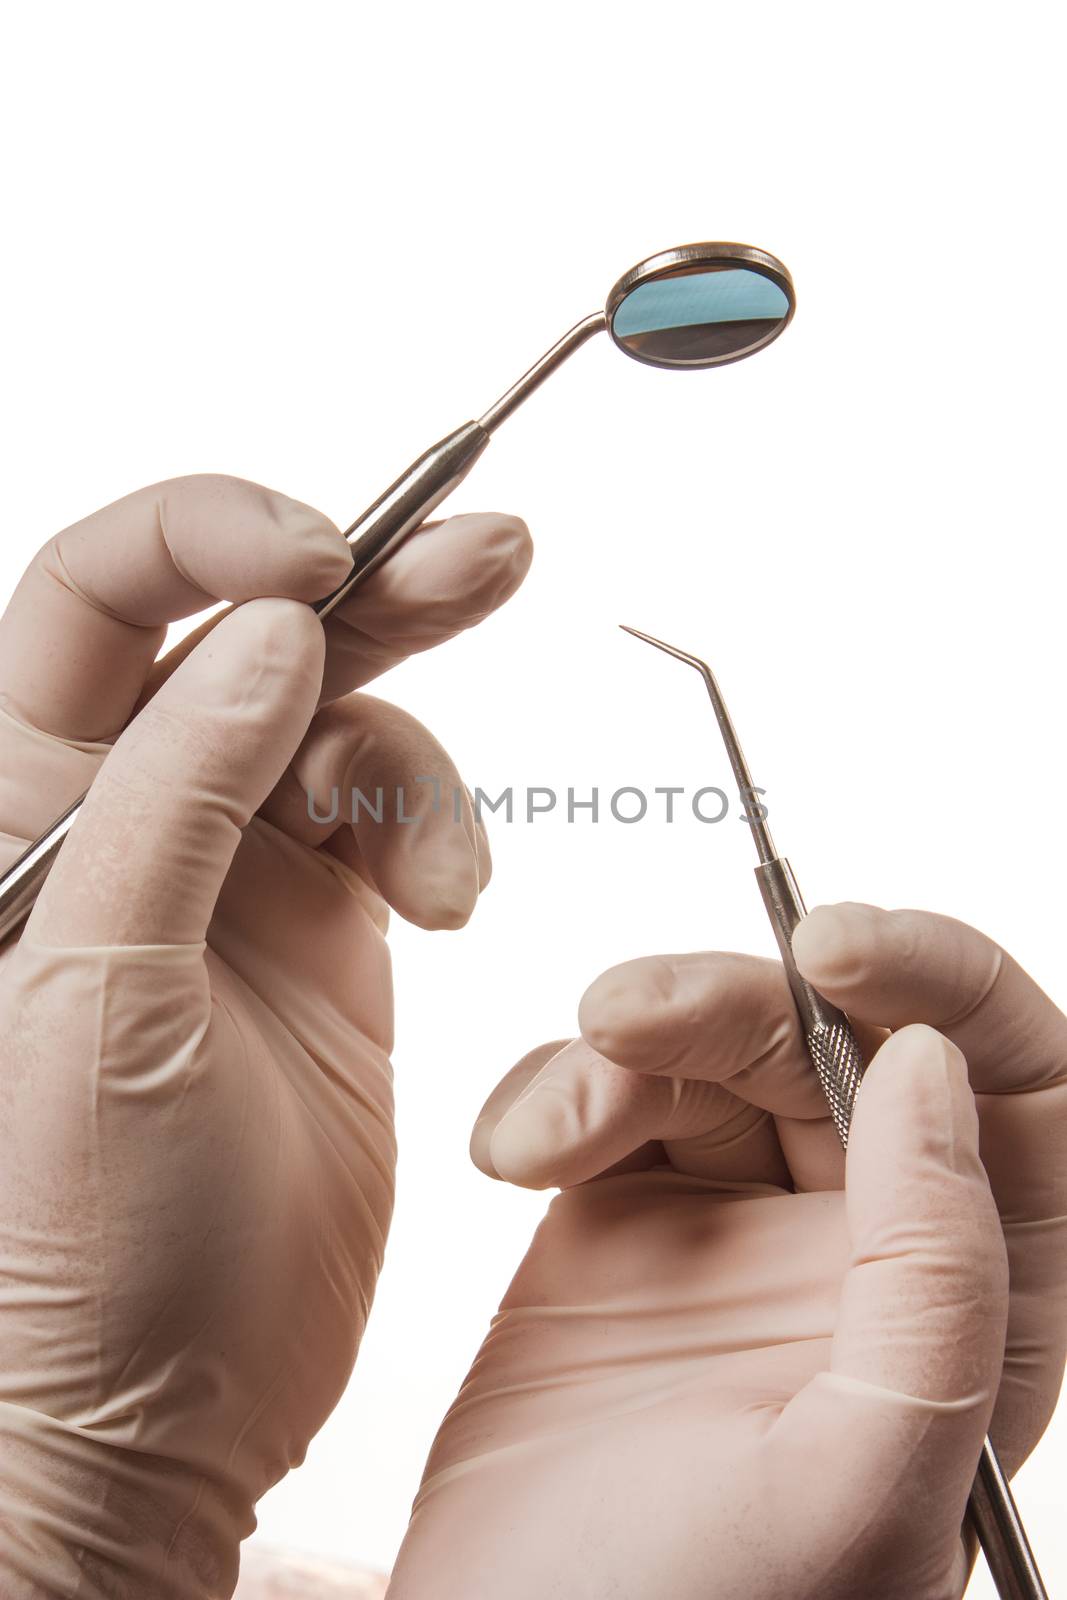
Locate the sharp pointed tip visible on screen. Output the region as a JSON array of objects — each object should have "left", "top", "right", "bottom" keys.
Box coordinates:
[
  {"left": 619, "top": 624, "right": 707, "bottom": 672},
  {"left": 620, "top": 623, "right": 669, "bottom": 650}
]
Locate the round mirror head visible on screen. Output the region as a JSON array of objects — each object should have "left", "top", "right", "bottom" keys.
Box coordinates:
[{"left": 606, "top": 243, "right": 794, "bottom": 370}]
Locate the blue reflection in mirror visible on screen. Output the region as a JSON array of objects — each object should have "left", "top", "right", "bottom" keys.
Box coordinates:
[{"left": 613, "top": 267, "right": 790, "bottom": 366}]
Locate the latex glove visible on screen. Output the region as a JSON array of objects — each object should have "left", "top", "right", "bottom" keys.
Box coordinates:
[
  {"left": 389, "top": 905, "right": 1067, "bottom": 1600},
  {"left": 0, "top": 476, "right": 531, "bottom": 1599}
]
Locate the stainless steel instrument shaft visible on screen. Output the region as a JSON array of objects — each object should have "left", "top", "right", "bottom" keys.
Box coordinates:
[
  {"left": 621, "top": 624, "right": 1049, "bottom": 1600},
  {"left": 0, "top": 313, "right": 607, "bottom": 944},
  {"left": 0, "top": 237, "right": 796, "bottom": 942}
]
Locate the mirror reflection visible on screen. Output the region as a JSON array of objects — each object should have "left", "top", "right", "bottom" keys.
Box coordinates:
[{"left": 611, "top": 266, "right": 791, "bottom": 367}]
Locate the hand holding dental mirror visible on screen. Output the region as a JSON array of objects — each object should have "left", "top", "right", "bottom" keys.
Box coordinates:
[
  {"left": 0, "top": 242, "right": 793, "bottom": 1595},
  {"left": 0, "top": 242, "right": 795, "bottom": 941}
]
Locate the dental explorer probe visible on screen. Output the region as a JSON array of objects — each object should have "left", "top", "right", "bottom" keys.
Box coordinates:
[
  {"left": 620, "top": 625, "right": 1049, "bottom": 1600},
  {"left": 0, "top": 241, "right": 795, "bottom": 943}
]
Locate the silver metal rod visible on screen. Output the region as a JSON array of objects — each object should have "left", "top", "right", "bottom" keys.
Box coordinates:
[
  {"left": 972, "top": 1439, "right": 1050, "bottom": 1600},
  {"left": 622, "top": 624, "right": 1049, "bottom": 1600},
  {"left": 479, "top": 312, "right": 606, "bottom": 433},
  {"left": 0, "top": 312, "right": 609, "bottom": 943}
]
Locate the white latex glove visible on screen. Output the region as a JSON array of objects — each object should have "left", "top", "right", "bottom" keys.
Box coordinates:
[
  {"left": 390, "top": 905, "right": 1067, "bottom": 1600},
  {"left": 0, "top": 475, "right": 531, "bottom": 1598}
]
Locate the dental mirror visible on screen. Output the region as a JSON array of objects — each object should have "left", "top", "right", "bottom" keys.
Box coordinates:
[
  {"left": 478, "top": 241, "right": 794, "bottom": 429},
  {"left": 0, "top": 241, "right": 797, "bottom": 942},
  {"left": 606, "top": 244, "right": 794, "bottom": 369}
]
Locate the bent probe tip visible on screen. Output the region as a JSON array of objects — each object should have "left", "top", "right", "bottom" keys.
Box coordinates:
[
  {"left": 620, "top": 623, "right": 776, "bottom": 864},
  {"left": 618, "top": 623, "right": 706, "bottom": 670}
]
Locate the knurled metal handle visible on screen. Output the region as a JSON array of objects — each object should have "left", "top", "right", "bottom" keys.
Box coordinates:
[{"left": 805, "top": 1017, "right": 866, "bottom": 1148}]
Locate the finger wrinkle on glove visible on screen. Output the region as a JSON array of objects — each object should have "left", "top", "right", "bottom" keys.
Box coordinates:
[
  {"left": 406, "top": 1179, "right": 845, "bottom": 1488},
  {"left": 498, "top": 1175, "right": 845, "bottom": 1327},
  {"left": 665, "top": 1096, "right": 771, "bottom": 1157},
  {"left": 0, "top": 701, "right": 114, "bottom": 757},
  {"left": 814, "top": 1368, "right": 995, "bottom": 1415},
  {"left": 47, "top": 537, "right": 170, "bottom": 632},
  {"left": 0, "top": 1405, "right": 218, "bottom": 1598},
  {"left": 317, "top": 839, "right": 392, "bottom": 935},
  {"left": 414, "top": 1349, "right": 773, "bottom": 1496},
  {"left": 319, "top": 829, "right": 393, "bottom": 935},
  {"left": 419, "top": 1328, "right": 828, "bottom": 1498}
]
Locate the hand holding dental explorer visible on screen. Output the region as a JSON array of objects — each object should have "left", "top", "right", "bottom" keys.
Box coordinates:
[
  {"left": 390, "top": 901, "right": 1067, "bottom": 1600},
  {"left": 386, "top": 637, "right": 1064, "bottom": 1599}
]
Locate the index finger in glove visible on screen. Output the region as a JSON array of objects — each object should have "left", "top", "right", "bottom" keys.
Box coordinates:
[
  {"left": 579, "top": 950, "right": 830, "bottom": 1118},
  {"left": 0, "top": 474, "right": 351, "bottom": 744},
  {"left": 475, "top": 1034, "right": 792, "bottom": 1191}
]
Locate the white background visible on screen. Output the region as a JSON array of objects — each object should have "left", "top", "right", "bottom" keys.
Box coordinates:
[{"left": 2, "top": 3, "right": 1065, "bottom": 1593}]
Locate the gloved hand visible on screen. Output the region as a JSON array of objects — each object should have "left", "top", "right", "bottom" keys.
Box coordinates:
[
  {"left": 389, "top": 904, "right": 1067, "bottom": 1600},
  {"left": 0, "top": 475, "right": 531, "bottom": 1599}
]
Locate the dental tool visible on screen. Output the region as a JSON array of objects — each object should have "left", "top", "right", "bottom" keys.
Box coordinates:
[
  {"left": 0, "top": 242, "right": 794, "bottom": 942},
  {"left": 621, "top": 624, "right": 1049, "bottom": 1600}
]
